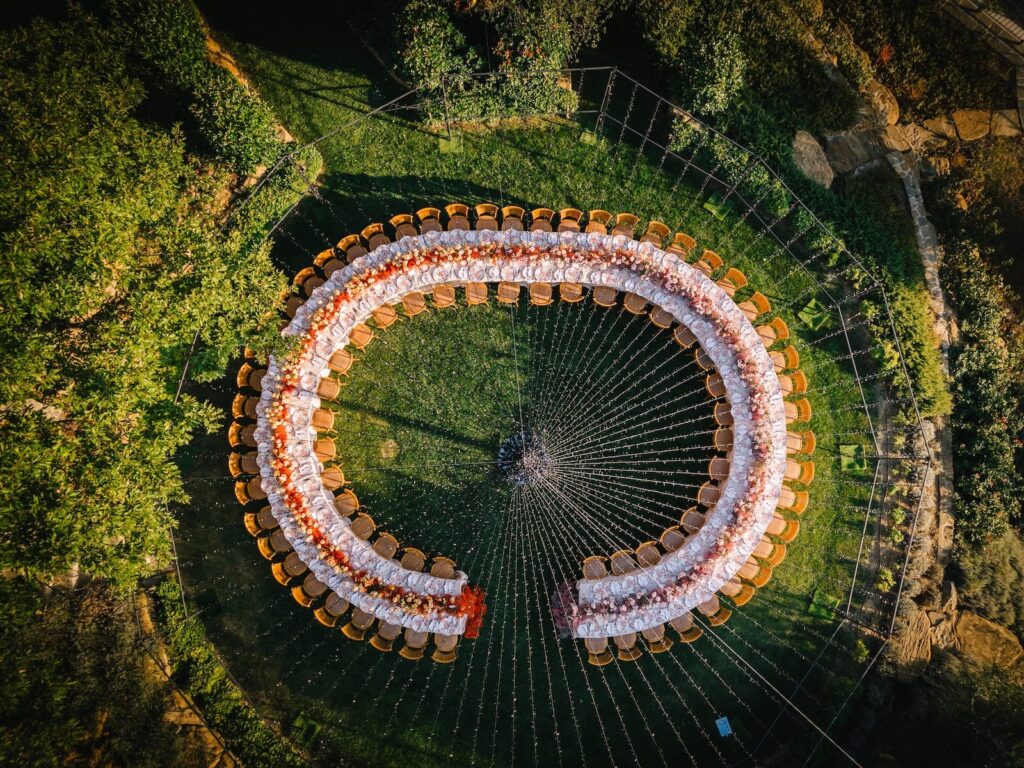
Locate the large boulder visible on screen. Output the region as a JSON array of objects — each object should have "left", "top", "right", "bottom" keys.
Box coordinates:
[
  {"left": 825, "top": 130, "right": 882, "bottom": 175},
  {"left": 877, "top": 125, "right": 912, "bottom": 153},
  {"left": 863, "top": 80, "right": 900, "bottom": 125},
  {"left": 952, "top": 109, "right": 992, "bottom": 141},
  {"left": 990, "top": 109, "right": 1023, "bottom": 138},
  {"left": 923, "top": 116, "right": 958, "bottom": 141},
  {"left": 792, "top": 130, "right": 834, "bottom": 188},
  {"left": 955, "top": 611, "right": 1024, "bottom": 668},
  {"left": 904, "top": 123, "right": 949, "bottom": 153}
]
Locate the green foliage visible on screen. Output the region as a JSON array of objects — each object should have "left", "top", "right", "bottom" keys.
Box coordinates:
[
  {"left": 154, "top": 580, "right": 307, "bottom": 768},
  {"left": 108, "top": 0, "right": 209, "bottom": 91},
  {"left": 683, "top": 31, "right": 747, "bottom": 117},
  {"left": 851, "top": 639, "right": 870, "bottom": 663},
  {"left": 0, "top": 10, "right": 288, "bottom": 586},
  {"left": 954, "top": 531, "right": 1024, "bottom": 641},
  {"left": 876, "top": 567, "right": 896, "bottom": 593},
  {"left": 191, "top": 66, "right": 281, "bottom": 174},
  {"left": 0, "top": 580, "right": 185, "bottom": 767},
  {"left": 942, "top": 242, "right": 1024, "bottom": 545}
]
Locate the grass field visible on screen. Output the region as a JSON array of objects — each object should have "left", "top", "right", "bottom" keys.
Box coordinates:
[{"left": 173, "top": 3, "right": 888, "bottom": 765}]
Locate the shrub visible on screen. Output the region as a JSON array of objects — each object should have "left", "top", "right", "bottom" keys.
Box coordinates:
[
  {"left": 876, "top": 567, "right": 896, "bottom": 593},
  {"left": 954, "top": 531, "right": 1024, "bottom": 641},
  {"left": 191, "top": 67, "right": 280, "bottom": 175},
  {"left": 852, "top": 639, "right": 870, "bottom": 663},
  {"left": 683, "top": 31, "right": 747, "bottom": 117}
]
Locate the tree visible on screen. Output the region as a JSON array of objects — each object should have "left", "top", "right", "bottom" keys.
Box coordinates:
[{"left": 0, "top": 11, "right": 286, "bottom": 587}]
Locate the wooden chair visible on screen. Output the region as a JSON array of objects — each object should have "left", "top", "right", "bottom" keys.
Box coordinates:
[
  {"left": 610, "top": 549, "right": 638, "bottom": 575},
  {"left": 713, "top": 402, "right": 734, "bottom": 427},
  {"left": 361, "top": 223, "right": 390, "bottom": 252},
  {"left": 758, "top": 317, "right": 790, "bottom": 347},
  {"left": 613, "top": 633, "right": 643, "bottom": 661},
  {"left": 271, "top": 550, "right": 305, "bottom": 585},
  {"left": 399, "top": 629, "right": 429, "bottom": 660},
  {"left": 559, "top": 282, "right": 585, "bottom": 303},
  {"left": 585, "top": 209, "right": 612, "bottom": 234},
  {"left": 349, "top": 323, "right": 374, "bottom": 350},
  {"left": 779, "top": 369, "right": 809, "bottom": 397},
  {"left": 649, "top": 305, "right": 674, "bottom": 329},
  {"left": 313, "top": 246, "right": 339, "bottom": 270},
  {"left": 236, "top": 362, "right": 266, "bottom": 392},
  {"left": 641, "top": 220, "right": 671, "bottom": 246},
  {"left": 585, "top": 636, "right": 614, "bottom": 666},
  {"left": 444, "top": 203, "right": 471, "bottom": 230},
  {"left": 228, "top": 451, "right": 259, "bottom": 479},
  {"left": 716, "top": 268, "right": 748, "bottom": 297},
  {"left": 370, "top": 621, "right": 403, "bottom": 652},
  {"left": 311, "top": 408, "right": 335, "bottom": 432},
  {"left": 529, "top": 282, "right": 553, "bottom": 306},
  {"left": 623, "top": 292, "right": 647, "bottom": 315},
  {"left": 416, "top": 207, "right": 443, "bottom": 233},
  {"left": 243, "top": 476, "right": 267, "bottom": 504},
  {"left": 668, "top": 612, "right": 703, "bottom": 643},
  {"left": 762, "top": 538, "right": 787, "bottom": 567},
  {"left": 592, "top": 285, "right": 617, "bottom": 308},
  {"left": 465, "top": 282, "right": 488, "bottom": 305},
  {"left": 373, "top": 532, "right": 400, "bottom": 560},
  {"left": 529, "top": 207, "right": 555, "bottom": 232},
  {"left": 292, "top": 573, "right": 328, "bottom": 608},
  {"left": 778, "top": 486, "right": 810, "bottom": 515},
  {"left": 659, "top": 526, "right": 686, "bottom": 553},
  {"left": 767, "top": 515, "right": 800, "bottom": 543},
  {"left": 350, "top": 513, "right": 376, "bottom": 541},
  {"left": 260, "top": 529, "right": 293, "bottom": 561},
  {"left": 714, "top": 427, "right": 734, "bottom": 452},
  {"left": 785, "top": 459, "right": 815, "bottom": 486},
  {"left": 738, "top": 560, "right": 772, "bottom": 588},
  {"left": 706, "top": 373, "right": 726, "bottom": 400},
  {"left": 556, "top": 207, "right": 583, "bottom": 232},
  {"left": 432, "top": 284, "right": 457, "bottom": 309},
  {"left": 338, "top": 234, "right": 368, "bottom": 263},
  {"left": 738, "top": 291, "right": 771, "bottom": 323},
  {"left": 611, "top": 212, "right": 639, "bottom": 237},
  {"left": 432, "top": 633, "right": 459, "bottom": 664},
  {"left": 673, "top": 325, "right": 696, "bottom": 348},
  {"left": 582, "top": 555, "right": 608, "bottom": 580},
  {"left": 430, "top": 556, "right": 457, "bottom": 579},
  {"left": 666, "top": 232, "right": 697, "bottom": 257},
  {"left": 341, "top": 608, "right": 375, "bottom": 641},
  {"left": 293, "top": 266, "right": 324, "bottom": 298},
  {"left": 770, "top": 345, "right": 800, "bottom": 372},
  {"left": 784, "top": 398, "right": 812, "bottom": 424},
  {"left": 389, "top": 213, "right": 418, "bottom": 240},
  {"left": 720, "top": 578, "right": 755, "bottom": 606},
  {"left": 786, "top": 430, "right": 816, "bottom": 456},
  {"left": 709, "top": 456, "right": 730, "bottom": 482},
  {"left": 371, "top": 304, "right": 399, "bottom": 330},
  {"left": 402, "top": 291, "right": 428, "bottom": 317},
  {"left": 698, "top": 595, "right": 732, "bottom": 626},
  {"left": 316, "top": 378, "right": 342, "bottom": 401},
  {"left": 334, "top": 488, "right": 359, "bottom": 518},
  {"left": 695, "top": 346, "right": 714, "bottom": 371},
  {"left": 693, "top": 249, "right": 724, "bottom": 276},
  {"left": 641, "top": 624, "right": 674, "bottom": 653},
  {"left": 400, "top": 547, "right": 426, "bottom": 572},
  {"left": 681, "top": 507, "right": 706, "bottom": 533},
  {"left": 329, "top": 349, "right": 353, "bottom": 375},
  {"left": 497, "top": 281, "right": 520, "bottom": 305},
  {"left": 231, "top": 393, "right": 259, "bottom": 421},
  {"left": 227, "top": 422, "right": 258, "bottom": 449},
  {"left": 635, "top": 541, "right": 662, "bottom": 567},
  {"left": 697, "top": 482, "right": 721, "bottom": 508},
  {"left": 313, "top": 438, "right": 335, "bottom": 463},
  {"left": 321, "top": 467, "right": 345, "bottom": 491},
  {"left": 500, "top": 205, "right": 525, "bottom": 231},
  {"left": 474, "top": 203, "right": 499, "bottom": 231},
  {"left": 314, "top": 591, "right": 350, "bottom": 627}
]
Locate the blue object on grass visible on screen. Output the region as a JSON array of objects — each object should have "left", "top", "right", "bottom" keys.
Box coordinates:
[{"left": 715, "top": 716, "right": 733, "bottom": 737}]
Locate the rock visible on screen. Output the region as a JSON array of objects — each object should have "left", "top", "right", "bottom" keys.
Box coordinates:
[
  {"left": 876, "top": 125, "right": 912, "bottom": 153},
  {"left": 955, "top": 611, "right": 1024, "bottom": 668},
  {"left": 904, "top": 123, "right": 948, "bottom": 153},
  {"left": 274, "top": 124, "right": 294, "bottom": 143},
  {"left": 990, "top": 109, "right": 1023, "bottom": 138},
  {"left": 792, "top": 130, "right": 834, "bottom": 188},
  {"left": 825, "top": 130, "right": 882, "bottom": 175},
  {"left": 937, "top": 510, "right": 955, "bottom": 561},
  {"left": 894, "top": 603, "right": 932, "bottom": 681},
  {"left": 923, "top": 117, "right": 959, "bottom": 141},
  {"left": 940, "top": 581, "right": 958, "bottom": 614},
  {"left": 863, "top": 80, "right": 900, "bottom": 125},
  {"left": 951, "top": 109, "right": 992, "bottom": 141}
]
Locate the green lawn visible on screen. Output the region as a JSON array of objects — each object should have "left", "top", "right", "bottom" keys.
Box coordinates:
[{"left": 175, "top": 3, "right": 887, "bottom": 766}]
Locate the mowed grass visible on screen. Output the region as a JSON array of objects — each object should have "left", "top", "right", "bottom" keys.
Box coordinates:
[{"left": 178, "top": 3, "right": 885, "bottom": 766}]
